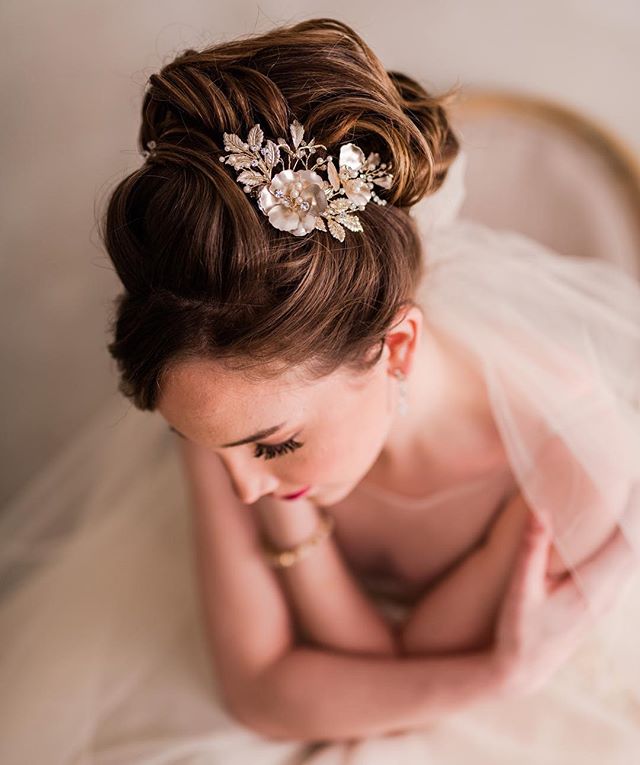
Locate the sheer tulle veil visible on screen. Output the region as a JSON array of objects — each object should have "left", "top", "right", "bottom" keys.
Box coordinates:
[{"left": 1, "top": 145, "right": 640, "bottom": 763}]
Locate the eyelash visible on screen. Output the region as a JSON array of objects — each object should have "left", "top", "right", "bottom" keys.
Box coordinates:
[{"left": 253, "top": 437, "right": 304, "bottom": 461}]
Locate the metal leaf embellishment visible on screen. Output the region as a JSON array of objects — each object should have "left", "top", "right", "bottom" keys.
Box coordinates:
[{"left": 219, "top": 119, "right": 393, "bottom": 240}]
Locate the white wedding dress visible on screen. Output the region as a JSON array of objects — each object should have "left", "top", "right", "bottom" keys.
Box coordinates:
[{"left": 2, "top": 146, "right": 640, "bottom": 764}]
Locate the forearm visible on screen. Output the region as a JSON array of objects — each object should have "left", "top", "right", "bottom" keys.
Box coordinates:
[
  {"left": 401, "top": 492, "right": 529, "bottom": 655},
  {"left": 401, "top": 544, "right": 505, "bottom": 654},
  {"left": 256, "top": 497, "right": 399, "bottom": 657},
  {"left": 243, "top": 644, "right": 505, "bottom": 741}
]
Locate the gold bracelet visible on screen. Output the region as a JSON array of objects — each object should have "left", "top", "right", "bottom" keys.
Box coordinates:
[{"left": 260, "top": 506, "right": 335, "bottom": 569}]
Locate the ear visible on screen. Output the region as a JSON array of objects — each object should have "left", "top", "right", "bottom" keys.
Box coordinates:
[{"left": 383, "top": 305, "right": 423, "bottom": 377}]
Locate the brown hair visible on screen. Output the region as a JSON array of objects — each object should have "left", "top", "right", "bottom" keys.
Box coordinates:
[{"left": 101, "top": 17, "right": 460, "bottom": 410}]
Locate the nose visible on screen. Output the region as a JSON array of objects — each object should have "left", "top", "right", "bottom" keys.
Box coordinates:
[{"left": 224, "top": 456, "right": 280, "bottom": 505}]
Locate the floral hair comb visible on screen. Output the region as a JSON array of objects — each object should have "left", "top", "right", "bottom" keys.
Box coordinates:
[{"left": 218, "top": 119, "right": 393, "bottom": 241}]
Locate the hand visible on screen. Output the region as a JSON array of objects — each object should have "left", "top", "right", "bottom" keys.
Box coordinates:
[
  {"left": 254, "top": 495, "right": 322, "bottom": 549},
  {"left": 492, "top": 504, "right": 638, "bottom": 696}
]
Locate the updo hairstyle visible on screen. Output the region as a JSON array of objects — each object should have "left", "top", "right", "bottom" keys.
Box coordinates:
[{"left": 101, "top": 17, "right": 461, "bottom": 410}]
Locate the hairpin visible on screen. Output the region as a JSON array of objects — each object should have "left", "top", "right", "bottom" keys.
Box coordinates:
[
  {"left": 218, "top": 120, "right": 393, "bottom": 241},
  {"left": 141, "top": 140, "right": 157, "bottom": 159}
]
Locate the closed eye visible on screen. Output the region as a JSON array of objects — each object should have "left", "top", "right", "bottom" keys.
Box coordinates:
[{"left": 253, "top": 437, "right": 303, "bottom": 460}]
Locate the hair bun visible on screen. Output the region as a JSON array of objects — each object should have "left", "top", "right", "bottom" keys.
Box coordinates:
[
  {"left": 138, "top": 18, "right": 460, "bottom": 208},
  {"left": 387, "top": 70, "right": 461, "bottom": 205},
  {"left": 102, "top": 18, "right": 461, "bottom": 411}
]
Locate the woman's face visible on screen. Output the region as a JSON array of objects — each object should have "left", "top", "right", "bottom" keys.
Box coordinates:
[{"left": 157, "top": 309, "right": 422, "bottom": 507}]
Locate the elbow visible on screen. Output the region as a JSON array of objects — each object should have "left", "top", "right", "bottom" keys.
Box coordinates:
[
  {"left": 221, "top": 659, "right": 305, "bottom": 743},
  {"left": 228, "top": 650, "right": 360, "bottom": 744},
  {"left": 226, "top": 696, "right": 292, "bottom": 742},
  {"left": 222, "top": 682, "right": 289, "bottom": 741},
  {"left": 217, "top": 680, "right": 258, "bottom": 736}
]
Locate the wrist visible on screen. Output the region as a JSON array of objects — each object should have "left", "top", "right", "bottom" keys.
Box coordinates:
[{"left": 256, "top": 496, "right": 322, "bottom": 548}]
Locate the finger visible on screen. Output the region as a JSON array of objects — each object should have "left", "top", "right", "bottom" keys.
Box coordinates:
[
  {"left": 564, "top": 527, "right": 638, "bottom": 616},
  {"left": 506, "top": 511, "right": 553, "bottom": 603},
  {"left": 545, "top": 493, "right": 640, "bottom": 608},
  {"left": 545, "top": 569, "right": 572, "bottom": 596}
]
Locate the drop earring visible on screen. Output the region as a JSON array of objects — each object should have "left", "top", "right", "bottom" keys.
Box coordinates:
[{"left": 392, "top": 368, "right": 409, "bottom": 416}]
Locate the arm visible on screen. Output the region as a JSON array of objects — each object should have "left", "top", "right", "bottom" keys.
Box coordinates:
[
  {"left": 180, "top": 437, "right": 506, "bottom": 742},
  {"left": 400, "top": 450, "right": 631, "bottom": 657},
  {"left": 241, "top": 645, "right": 505, "bottom": 742},
  {"left": 245, "top": 503, "right": 640, "bottom": 743},
  {"left": 401, "top": 489, "right": 530, "bottom": 655},
  {"left": 255, "top": 495, "right": 399, "bottom": 657},
  {"left": 178, "top": 438, "right": 298, "bottom": 715}
]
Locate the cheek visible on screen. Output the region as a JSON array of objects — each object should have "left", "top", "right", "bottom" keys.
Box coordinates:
[
  {"left": 314, "top": 405, "right": 390, "bottom": 478},
  {"left": 296, "top": 441, "right": 346, "bottom": 479}
]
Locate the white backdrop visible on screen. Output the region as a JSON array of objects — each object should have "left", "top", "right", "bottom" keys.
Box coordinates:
[{"left": 1, "top": 0, "right": 639, "bottom": 506}]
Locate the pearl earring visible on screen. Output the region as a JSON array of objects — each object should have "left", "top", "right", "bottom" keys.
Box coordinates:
[{"left": 392, "top": 368, "right": 409, "bottom": 416}]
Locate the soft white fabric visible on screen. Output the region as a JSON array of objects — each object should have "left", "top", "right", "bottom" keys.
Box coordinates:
[
  {"left": 451, "top": 110, "right": 640, "bottom": 280},
  {"left": 2, "top": 146, "right": 640, "bottom": 763}
]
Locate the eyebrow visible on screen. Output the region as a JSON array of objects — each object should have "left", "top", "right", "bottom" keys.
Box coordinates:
[{"left": 168, "top": 421, "right": 288, "bottom": 448}]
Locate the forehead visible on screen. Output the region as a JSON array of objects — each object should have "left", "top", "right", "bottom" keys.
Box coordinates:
[
  {"left": 161, "top": 357, "right": 302, "bottom": 404},
  {"left": 157, "top": 356, "right": 339, "bottom": 425}
]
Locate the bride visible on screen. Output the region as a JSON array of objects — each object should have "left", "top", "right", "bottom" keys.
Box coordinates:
[{"left": 2, "top": 15, "right": 640, "bottom": 763}]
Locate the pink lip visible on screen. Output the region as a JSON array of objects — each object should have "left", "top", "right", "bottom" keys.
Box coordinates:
[{"left": 278, "top": 485, "right": 311, "bottom": 500}]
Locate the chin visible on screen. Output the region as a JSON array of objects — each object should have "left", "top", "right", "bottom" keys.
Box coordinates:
[{"left": 311, "top": 481, "right": 359, "bottom": 507}]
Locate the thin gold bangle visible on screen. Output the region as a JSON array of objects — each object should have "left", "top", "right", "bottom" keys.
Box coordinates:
[{"left": 261, "top": 506, "right": 335, "bottom": 569}]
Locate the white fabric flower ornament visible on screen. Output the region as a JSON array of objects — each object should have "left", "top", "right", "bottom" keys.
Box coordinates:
[
  {"left": 258, "top": 169, "right": 328, "bottom": 236},
  {"left": 218, "top": 120, "right": 393, "bottom": 241}
]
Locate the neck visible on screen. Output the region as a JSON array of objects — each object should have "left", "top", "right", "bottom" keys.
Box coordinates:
[{"left": 377, "top": 323, "right": 494, "bottom": 472}]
